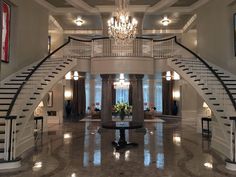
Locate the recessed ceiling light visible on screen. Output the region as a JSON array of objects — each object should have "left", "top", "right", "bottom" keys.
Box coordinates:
[
  {"left": 161, "top": 16, "right": 171, "bottom": 26},
  {"left": 74, "top": 16, "right": 84, "bottom": 26}
]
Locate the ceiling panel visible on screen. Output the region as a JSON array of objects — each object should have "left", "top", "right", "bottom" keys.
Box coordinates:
[
  {"left": 143, "top": 13, "right": 192, "bottom": 30},
  {"left": 171, "top": 0, "right": 199, "bottom": 7},
  {"left": 46, "top": 0, "right": 73, "bottom": 8},
  {"left": 85, "top": 0, "right": 161, "bottom": 7},
  {"left": 53, "top": 14, "right": 102, "bottom": 30}
]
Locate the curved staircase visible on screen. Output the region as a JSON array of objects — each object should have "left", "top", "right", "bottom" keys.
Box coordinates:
[
  {"left": 0, "top": 37, "right": 90, "bottom": 168},
  {"left": 168, "top": 37, "right": 236, "bottom": 166},
  {"left": 0, "top": 36, "right": 236, "bottom": 170}
]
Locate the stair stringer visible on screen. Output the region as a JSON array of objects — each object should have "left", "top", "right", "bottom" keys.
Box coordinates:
[
  {"left": 168, "top": 58, "right": 234, "bottom": 159},
  {"left": 9, "top": 57, "right": 77, "bottom": 157}
]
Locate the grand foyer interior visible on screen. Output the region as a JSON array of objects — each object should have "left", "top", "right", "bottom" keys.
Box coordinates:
[{"left": 1, "top": 0, "right": 236, "bottom": 176}]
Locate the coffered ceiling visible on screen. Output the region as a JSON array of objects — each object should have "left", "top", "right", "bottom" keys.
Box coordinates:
[{"left": 37, "top": 0, "right": 210, "bottom": 37}]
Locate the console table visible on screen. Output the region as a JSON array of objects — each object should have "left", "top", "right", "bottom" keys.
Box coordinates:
[{"left": 102, "top": 121, "right": 143, "bottom": 150}]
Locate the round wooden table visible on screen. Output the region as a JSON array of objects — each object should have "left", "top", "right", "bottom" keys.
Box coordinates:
[{"left": 102, "top": 121, "right": 143, "bottom": 150}]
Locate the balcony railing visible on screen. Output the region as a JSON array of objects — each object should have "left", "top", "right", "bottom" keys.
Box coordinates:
[{"left": 64, "top": 37, "right": 176, "bottom": 59}]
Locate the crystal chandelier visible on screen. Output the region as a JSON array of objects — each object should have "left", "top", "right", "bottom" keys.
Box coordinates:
[
  {"left": 114, "top": 73, "right": 130, "bottom": 89},
  {"left": 107, "top": 0, "right": 138, "bottom": 44}
]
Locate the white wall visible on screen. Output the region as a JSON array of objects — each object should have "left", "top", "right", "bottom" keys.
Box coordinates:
[
  {"left": 1, "top": 0, "right": 49, "bottom": 79},
  {"left": 196, "top": 0, "right": 236, "bottom": 74}
]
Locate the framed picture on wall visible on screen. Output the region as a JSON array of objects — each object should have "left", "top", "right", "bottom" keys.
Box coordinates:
[
  {"left": 1, "top": 1, "right": 11, "bottom": 63},
  {"left": 47, "top": 91, "right": 53, "bottom": 107}
]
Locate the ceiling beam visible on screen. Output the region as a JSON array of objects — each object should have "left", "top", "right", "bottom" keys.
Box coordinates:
[
  {"left": 96, "top": 5, "right": 149, "bottom": 13},
  {"left": 143, "top": 29, "right": 183, "bottom": 35},
  {"left": 63, "top": 30, "right": 103, "bottom": 35},
  {"left": 182, "top": 14, "right": 197, "bottom": 33},
  {"left": 49, "top": 15, "right": 63, "bottom": 32},
  {"left": 66, "top": 0, "right": 99, "bottom": 14},
  {"left": 146, "top": 0, "right": 178, "bottom": 13},
  {"left": 164, "top": 0, "right": 210, "bottom": 13},
  {"left": 34, "top": 0, "right": 79, "bottom": 14}
]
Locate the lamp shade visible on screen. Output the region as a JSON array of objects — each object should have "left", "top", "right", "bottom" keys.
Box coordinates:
[{"left": 203, "top": 102, "right": 208, "bottom": 108}]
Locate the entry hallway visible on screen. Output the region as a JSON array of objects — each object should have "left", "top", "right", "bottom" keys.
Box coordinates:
[{"left": 0, "top": 119, "right": 236, "bottom": 177}]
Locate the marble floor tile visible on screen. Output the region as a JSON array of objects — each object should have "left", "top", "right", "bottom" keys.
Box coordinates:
[{"left": 0, "top": 119, "right": 236, "bottom": 177}]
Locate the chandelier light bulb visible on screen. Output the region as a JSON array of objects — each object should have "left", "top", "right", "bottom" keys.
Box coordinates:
[{"left": 107, "top": 0, "right": 138, "bottom": 44}]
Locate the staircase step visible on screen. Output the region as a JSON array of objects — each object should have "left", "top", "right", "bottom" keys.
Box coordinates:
[
  {"left": 48, "top": 75, "right": 55, "bottom": 78},
  {"left": 52, "top": 72, "right": 58, "bottom": 74},
  {"left": 221, "top": 116, "right": 227, "bottom": 119},
  {"left": 194, "top": 79, "right": 200, "bottom": 82},
  {"left": 216, "top": 110, "right": 224, "bottom": 112},
  {"left": 30, "top": 98, "right": 36, "bottom": 100},
  {"left": 0, "top": 87, "right": 18, "bottom": 90},
  {"left": 59, "top": 65, "right": 66, "bottom": 68},
  {"left": 201, "top": 88, "right": 208, "bottom": 90},
  {"left": 67, "top": 59, "right": 73, "bottom": 61},
  {"left": 186, "top": 72, "right": 193, "bottom": 74},
  {"left": 26, "top": 103, "right": 33, "bottom": 106},
  {"left": 190, "top": 75, "right": 197, "bottom": 78},
  {"left": 175, "top": 62, "right": 182, "bottom": 64},
  {"left": 182, "top": 68, "right": 189, "bottom": 71},
  {"left": 4, "top": 83, "right": 22, "bottom": 85},
  {"left": 23, "top": 109, "right": 29, "bottom": 112},
  {"left": 19, "top": 116, "right": 25, "bottom": 118},
  {"left": 179, "top": 65, "right": 185, "bottom": 68},
  {"left": 34, "top": 92, "right": 40, "bottom": 95},
  {"left": 209, "top": 98, "right": 216, "bottom": 100},
  {"left": 198, "top": 83, "right": 204, "bottom": 86},
  {"left": 56, "top": 68, "right": 62, "bottom": 71},
  {"left": 205, "top": 93, "right": 213, "bottom": 95},
  {"left": 213, "top": 104, "right": 220, "bottom": 106},
  {"left": 37, "top": 88, "right": 43, "bottom": 90}
]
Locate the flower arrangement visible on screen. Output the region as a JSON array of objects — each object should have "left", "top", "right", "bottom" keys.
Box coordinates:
[{"left": 113, "top": 102, "right": 132, "bottom": 118}]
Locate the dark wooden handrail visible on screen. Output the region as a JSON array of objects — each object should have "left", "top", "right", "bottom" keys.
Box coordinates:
[
  {"left": 173, "top": 36, "right": 236, "bottom": 111},
  {"left": 6, "top": 36, "right": 91, "bottom": 117}
]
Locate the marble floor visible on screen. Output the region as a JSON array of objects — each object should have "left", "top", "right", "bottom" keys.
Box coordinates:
[{"left": 0, "top": 118, "right": 236, "bottom": 177}]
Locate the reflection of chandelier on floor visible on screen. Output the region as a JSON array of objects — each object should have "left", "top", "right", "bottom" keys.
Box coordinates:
[
  {"left": 107, "top": 0, "right": 138, "bottom": 44},
  {"left": 114, "top": 73, "right": 130, "bottom": 89}
]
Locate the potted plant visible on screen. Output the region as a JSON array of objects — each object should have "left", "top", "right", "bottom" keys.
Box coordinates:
[{"left": 113, "top": 102, "right": 132, "bottom": 120}]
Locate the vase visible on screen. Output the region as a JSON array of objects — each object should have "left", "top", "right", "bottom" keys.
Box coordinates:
[{"left": 119, "top": 109, "right": 125, "bottom": 120}]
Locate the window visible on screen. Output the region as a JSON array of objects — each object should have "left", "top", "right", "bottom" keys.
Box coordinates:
[
  {"left": 1, "top": 1, "right": 11, "bottom": 63},
  {"left": 116, "top": 88, "right": 129, "bottom": 103},
  {"left": 143, "top": 81, "right": 149, "bottom": 109}
]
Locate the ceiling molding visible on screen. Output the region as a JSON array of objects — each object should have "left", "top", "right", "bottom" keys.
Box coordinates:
[
  {"left": 96, "top": 5, "right": 149, "bottom": 13},
  {"left": 64, "top": 30, "right": 103, "bottom": 35},
  {"left": 143, "top": 29, "right": 183, "bottom": 35},
  {"left": 182, "top": 14, "right": 197, "bottom": 33},
  {"left": 66, "top": 0, "right": 99, "bottom": 14},
  {"left": 49, "top": 15, "right": 63, "bottom": 32},
  {"left": 164, "top": 0, "right": 210, "bottom": 13},
  {"left": 34, "top": 0, "right": 79, "bottom": 14},
  {"left": 146, "top": 0, "right": 178, "bottom": 13}
]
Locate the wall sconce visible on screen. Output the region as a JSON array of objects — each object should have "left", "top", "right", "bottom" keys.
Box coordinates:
[
  {"left": 74, "top": 71, "right": 79, "bottom": 80},
  {"left": 65, "top": 72, "right": 72, "bottom": 80},
  {"left": 173, "top": 90, "right": 180, "bottom": 100},
  {"left": 203, "top": 102, "right": 211, "bottom": 117},
  {"left": 165, "top": 71, "right": 180, "bottom": 81},
  {"left": 64, "top": 90, "right": 72, "bottom": 100},
  {"left": 65, "top": 71, "right": 81, "bottom": 80}
]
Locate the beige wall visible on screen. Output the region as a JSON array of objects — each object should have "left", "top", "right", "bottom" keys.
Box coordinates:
[
  {"left": 1, "top": 0, "right": 49, "bottom": 79},
  {"left": 181, "top": 30, "right": 197, "bottom": 52},
  {"left": 196, "top": 0, "right": 236, "bottom": 74}
]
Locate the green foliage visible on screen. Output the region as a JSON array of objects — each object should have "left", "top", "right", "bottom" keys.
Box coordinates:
[{"left": 113, "top": 102, "right": 132, "bottom": 115}]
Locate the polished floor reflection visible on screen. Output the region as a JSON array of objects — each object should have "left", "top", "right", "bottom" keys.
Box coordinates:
[{"left": 1, "top": 119, "right": 236, "bottom": 177}]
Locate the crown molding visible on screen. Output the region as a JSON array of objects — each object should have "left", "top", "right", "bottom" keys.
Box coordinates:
[
  {"left": 66, "top": 0, "right": 99, "bottom": 14},
  {"left": 63, "top": 30, "right": 103, "bottom": 35},
  {"left": 164, "top": 0, "right": 210, "bottom": 13},
  {"left": 96, "top": 5, "right": 150, "bottom": 13},
  {"left": 146, "top": 0, "right": 178, "bottom": 13},
  {"left": 182, "top": 14, "right": 197, "bottom": 33},
  {"left": 34, "top": 0, "right": 79, "bottom": 14},
  {"left": 143, "top": 29, "right": 183, "bottom": 35},
  {"left": 49, "top": 15, "right": 63, "bottom": 32}
]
